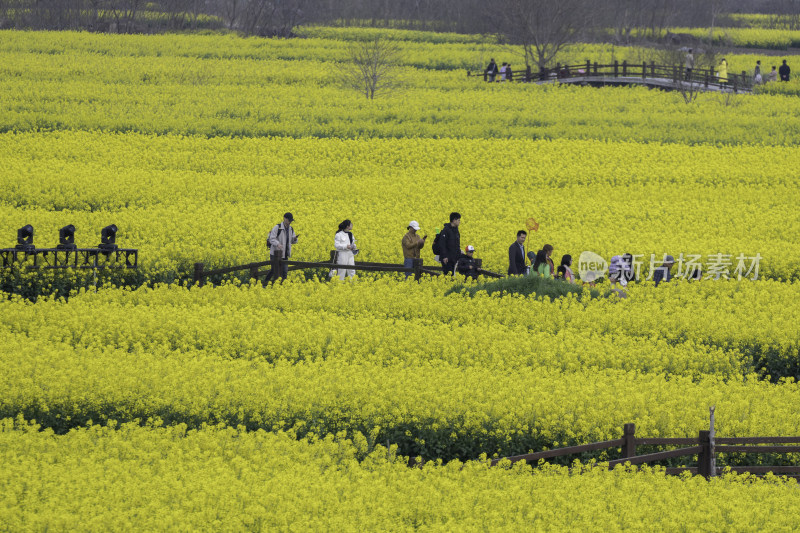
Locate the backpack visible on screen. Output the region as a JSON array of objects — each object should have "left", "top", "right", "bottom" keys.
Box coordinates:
[
  {"left": 431, "top": 227, "right": 446, "bottom": 256},
  {"left": 266, "top": 225, "right": 283, "bottom": 249}
]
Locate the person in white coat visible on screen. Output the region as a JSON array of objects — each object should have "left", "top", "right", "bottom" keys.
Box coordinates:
[{"left": 333, "top": 219, "right": 357, "bottom": 280}]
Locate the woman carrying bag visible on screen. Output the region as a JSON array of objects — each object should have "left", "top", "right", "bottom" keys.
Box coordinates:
[{"left": 333, "top": 219, "right": 357, "bottom": 280}]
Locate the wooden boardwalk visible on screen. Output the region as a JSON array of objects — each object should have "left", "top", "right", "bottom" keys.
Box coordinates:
[{"left": 470, "top": 60, "right": 753, "bottom": 94}]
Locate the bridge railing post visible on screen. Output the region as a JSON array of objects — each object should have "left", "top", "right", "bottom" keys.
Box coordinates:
[
  {"left": 193, "top": 262, "right": 205, "bottom": 287},
  {"left": 650, "top": 61, "right": 655, "bottom": 77},
  {"left": 614, "top": 60, "right": 618, "bottom": 77},
  {"left": 622, "top": 60, "right": 627, "bottom": 77},
  {"left": 526, "top": 64, "right": 531, "bottom": 82},
  {"left": 593, "top": 62, "right": 598, "bottom": 75},
  {"left": 586, "top": 59, "right": 590, "bottom": 76},
  {"left": 642, "top": 61, "right": 646, "bottom": 79},
  {"left": 555, "top": 62, "right": 561, "bottom": 78}
]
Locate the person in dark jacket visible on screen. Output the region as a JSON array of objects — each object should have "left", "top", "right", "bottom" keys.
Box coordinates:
[
  {"left": 455, "top": 245, "right": 479, "bottom": 280},
  {"left": 439, "top": 212, "right": 461, "bottom": 275},
  {"left": 508, "top": 230, "right": 527, "bottom": 275},
  {"left": 486, "top": 59, "right": 499, "bottom": 82},
  {"left": 780, "top": 59, "right": 791, "bottom": 82},
  {"left": 653, "top": 255, "right": 675, "bottom": 287}
]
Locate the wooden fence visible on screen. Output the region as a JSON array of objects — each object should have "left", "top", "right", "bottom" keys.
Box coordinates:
[
  {"left": 488, "top": 423, "right": 800, "bottom": 479},
  {"left": 469, "top": 60, "right": 753, "bottom": 93},
  {"left": 193, "top": 251, "right": 503, "bottom": 286}
]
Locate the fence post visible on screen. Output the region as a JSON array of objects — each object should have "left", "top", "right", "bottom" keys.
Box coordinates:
[
  {"left": 555, "top": 62, "right": 561, "bottom": 78},
  {"left": 741, "top": 71, "right": 748, "bottom": 88},
  {"left": 709, "top": 406, "right": 716, "bottom": 478},
  {"left": 525, "top": 64, "right": 531, "bottom": 82},
  {"left": 270, "top": 253, "right": 282, "bottom": 283},
  {"left": 733, "top": 75, "right": 738, "bottom": 93},
  {"left": 586, "top": 59, "right": 590, "bottom": 76},
  {"left": 249, "top": 263, "right": 259, "bottom": 282},
  {"left": 697, "top": 430, "right": 713, "bottom": 478},
  {"left": 193, "top": 262, "right": 205, "bottom": 287},
  {"left": 593, "top": 61, "right": 598, "bottom": 75},
  {"left": 650, "top": 61, "right": 655, "bottom": 77},
  {"left": 614, "top": 60, "right": 619, "bottom": 77},
  {"left": 622, "top": 423, "right": 636, "bottom": 459},
  {"left": 672, "top": 66, "right": 678, "bottom": 83},
  {"left": 483, "top": 69, "right": 487, "bottom": 82},
  {"left": 704, "top": 69, "right": 709, "bottom": 88},
  {"left": 642, "top": 61, "right": 646, "bottom": 79},
  {"left": 413, "top": 258, "right": 423, "bottom": 281},
  {"left": 622, "top": 60, "right": 627, "bottom": 76}
]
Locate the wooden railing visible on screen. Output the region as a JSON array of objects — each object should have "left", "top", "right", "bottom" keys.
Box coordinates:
[
  {"left": 469, "top": 60, "right": 753, "bottom": 92},
  {"left": 487, "top": 423, "right": 800, "bottom": 479},
  {"left": 193, "top": 251, "right": 503, "bottom": 286}
]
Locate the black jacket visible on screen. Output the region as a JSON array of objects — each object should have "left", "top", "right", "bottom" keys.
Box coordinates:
[
  {"left": 439, "top": 224, "right": 461, "bottom": 261},
  {"left": 780, "top": 64, "right": 791, "bottom": 81},
  {"left": 455, "top": 254, "right": 479, "bottom": 278},
  {"left": 508, "top": 242, "right": 526, "bottom": 275}
]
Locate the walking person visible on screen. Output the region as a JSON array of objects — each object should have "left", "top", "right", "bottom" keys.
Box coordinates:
[
  {"left": 266, "top": 212, "right": 298, "bottom": 282},
  {"left": 438, "top": 212, "right": 461, "bottom": 276},
  {"left": 685, "top": 49, "right": 694, "bottom": 80},
  {"left": 401, "top": 220, "right": 426, "bottom": 278},
  {"left": 500, "top": 62, "right": 508, "bottom": 81},
  {"left": 754, "top": 60, "right": 762, "bottom": 84},
  {"left": 556, "top": 254, "right": 575, "bottom": 283},
  {"left": 485, "top": 58, "right": 499, "bottom": 82},
  {"left": 717, "top": 58, "right": 727, "bottom": 83},
  {"left": 608, "top": 255, "right": 629, "bottom": 298},
  {"left": 333, "top": 219, "right": 357, "bottom": 280},
  {"left": 532, "top": 247, "right": 553, "bottom": 278},
  {"left": 507, "top": 63, "right": 513, "bottom": 82},
  {"left": 508, "top": 230, "right": 527, "bottom": 275},
  {"left": 652, "top": 255, "right": 675, "bottom": 287},
  {"left": 780, "top": 59, "right": 791, "bottom": 82}
]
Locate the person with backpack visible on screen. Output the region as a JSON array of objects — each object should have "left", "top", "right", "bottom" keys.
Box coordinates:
[
  {"left": 485, "top": 59, "right": 499, "bottom": 82},
  {"left": 266, "top": 212, "right": 298, "bottom": 281},
  {"left": 435, "top": 212, "right": 461, "bottom": 275},
  {"left": 333, "top": 219, "right": 357, "bottom": 280}
]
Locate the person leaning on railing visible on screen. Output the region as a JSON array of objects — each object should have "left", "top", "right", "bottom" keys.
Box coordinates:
[{"left": 401, "top": 221, "right": 426, "bottom": 278}]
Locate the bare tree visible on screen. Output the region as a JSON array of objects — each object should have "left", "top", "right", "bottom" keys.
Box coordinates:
[
  {"left": 339, "top": 36, "right": 403, "bottom": 99},
  {"left": 491, "top": 0, "right": 592, "bottom": 72}
]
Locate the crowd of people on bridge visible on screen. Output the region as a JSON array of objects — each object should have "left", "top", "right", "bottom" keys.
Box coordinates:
[{"left": 265, "top": 212, "right": 682, "bottom": 292}]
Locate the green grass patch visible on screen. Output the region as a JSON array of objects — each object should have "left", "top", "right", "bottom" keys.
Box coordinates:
[{"left": 446, "top": 274, "right": 607, "bottom": 300}]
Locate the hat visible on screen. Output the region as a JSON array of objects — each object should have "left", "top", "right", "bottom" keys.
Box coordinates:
[
  {"left": 408, "top": 221, "right": 420, "bottom": 231},
  {"left": 663, "top": 255, "right": 675, "bottom": 264},
  {"left": 465, "top": 245, "right": 475, "bottom": 252},
  {"left": 283, "top": 212, "right": 294, "bottom": 222}
]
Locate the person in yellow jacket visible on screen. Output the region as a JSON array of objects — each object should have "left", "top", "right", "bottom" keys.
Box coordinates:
[
  {"left": 401, "top": 221, "right": 427, "bottom": 278},
  {"left": 718, "top": 58, "right": 728, "bottom": 83}
]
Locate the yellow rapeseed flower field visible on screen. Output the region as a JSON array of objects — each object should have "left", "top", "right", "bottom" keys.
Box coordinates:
[{"left": 1, "top": 26, "right": 800, "bottom": 528}]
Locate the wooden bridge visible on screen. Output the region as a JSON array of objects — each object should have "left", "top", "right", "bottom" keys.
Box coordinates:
[{"left": 469, "top": 60, "right": 753, "bottom": 93}]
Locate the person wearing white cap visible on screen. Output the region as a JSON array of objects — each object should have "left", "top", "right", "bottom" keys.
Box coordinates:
[
  {"left": 401, "top": 221, "right": 427, "bottom": 278},
  {"left": 653, "top": 254, "right": 675, "bottom": 287},
  {"left": 455, "top": 245, "right": 479, "bottom": 280}
]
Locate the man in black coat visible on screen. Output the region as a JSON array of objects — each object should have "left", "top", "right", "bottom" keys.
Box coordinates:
[
  {"left": 780, "top": 59, "right": 791, "bottom": 82},
  {"left": 439, "top": 212, "right": 461, "bottom": 275},
  {"left": 508, "top": 230, "right": 527, "bottom": 275}
]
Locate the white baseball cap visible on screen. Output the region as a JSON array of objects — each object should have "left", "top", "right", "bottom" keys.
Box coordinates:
[
  {"left": 465, "top": 245, "right": 475, "bottom": 252},
  {"left": 409, "top": 221, "right": 420, "bottom": 230}
]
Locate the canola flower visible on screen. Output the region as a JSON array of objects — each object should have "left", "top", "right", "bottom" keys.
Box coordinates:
[
  {"left": 1, "top": 419, "right": 800, "bottom": 531},
  {"left": 3, "top": 281, "right": 800, "bottom": 461},
  {"left": 1, "top": 132, "right": 799, "bottom": 285}
]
